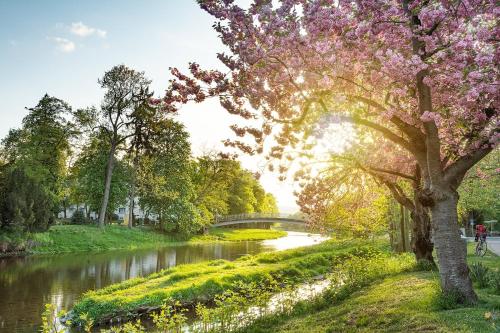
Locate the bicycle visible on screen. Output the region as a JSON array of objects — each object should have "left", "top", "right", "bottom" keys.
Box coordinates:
[{"left": 475, "top": 235, "right": 488, "bottom": 257}]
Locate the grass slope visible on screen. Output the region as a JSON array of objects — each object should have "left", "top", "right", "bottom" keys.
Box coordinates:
[
  {"left": 71, "top": 239, "right": 399, "bottom": 324},
  {"left": 241, "top": 271, "right": 499, "bottom": 333},
  {"left": 29, "top": 225, "right": 287, "bottom": 255},
  {"left": 240, "top": 244, "right": 500, "bottom": 333},
  {"left": 191, "top": 228, "right": 287, "bottom": 242}
]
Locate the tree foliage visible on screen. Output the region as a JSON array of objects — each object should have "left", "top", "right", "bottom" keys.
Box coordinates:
[
  {"left": 458, "top": 149, "right": 500, "bottom": 223},
  {"left": 0, "top": 95, "right": 73, "bottom": 231},
  {"left": 0, "top": 167, "right": 55, "bottom": 232},
  {"left": 191, "top": 155, "right": 278, "bottom": 223},
  {"left": 70, "top": 133, "right": 129, "bottom": 218},
  {"left": 136, "top": 119, "right": 198, "bottom": 233},
  {"left": 166, "top": 0, "right": 498, "bottom": 302}
]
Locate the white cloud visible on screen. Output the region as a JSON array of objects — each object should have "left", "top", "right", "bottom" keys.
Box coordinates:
[
  {"left": 50, "top": 37, "right": 75, "bottom": 53},
  {"left": 70, "top": 22, "right": 107, "bottom": 38}
]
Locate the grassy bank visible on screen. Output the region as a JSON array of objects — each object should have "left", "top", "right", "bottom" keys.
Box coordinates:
[
  {"left": 70, "top": 238, "right": 413, "bottom": 324},
  {"left": 1, "top": 225, "right": 287, "bottom": 255},
  {"left": 69, "top": 239, "right": 500, "bottom": 331},
  {"left": 239, "top": 244, "right": 500, "bottom": 333}
]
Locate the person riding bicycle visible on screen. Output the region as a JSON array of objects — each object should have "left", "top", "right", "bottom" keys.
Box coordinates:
[{"left": 475, "top": 223, "right": 487, "bottom": 242}]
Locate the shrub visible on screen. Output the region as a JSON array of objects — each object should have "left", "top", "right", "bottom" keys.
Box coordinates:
[
  {"left": 71, "top": 210, "right": 87, "bottom": 225},
  {"left": 470, "top": 262, "right": 490, "bottom": 288},
  {"left": 489, "top": 270, "right": 500, "bottom": 294},
  {"left": 0, "top": 167, "right": 55, "bottom": 232},
  {"left": 414, "top": 259, "right": 437, "bottom": 272},
  {"left": 435, "top": 288, "right": 465, "bottom": 310}
]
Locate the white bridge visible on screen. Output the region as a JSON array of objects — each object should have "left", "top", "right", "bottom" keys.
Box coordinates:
[{"left": 212, "top": 213, "right": 307, "bottom": 228}]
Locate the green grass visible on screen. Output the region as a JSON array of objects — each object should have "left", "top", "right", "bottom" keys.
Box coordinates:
[
  {"left": 191, "top": 228, "right": 287, "bottom": 242},
  {"left": 69, "top": 236, "right": 500, "bottom": 331},
  {"left": 70, "top": 238, "right": 404, "bottom": 324},
  {"left": 27, "top": 225, "right": 287, "bottom": 255},
  {"left": 240, "top": 271, "right": 499, "bottom": 333},
  {"left": 239, "top": 242, "right": 500, "bottom": 333}
]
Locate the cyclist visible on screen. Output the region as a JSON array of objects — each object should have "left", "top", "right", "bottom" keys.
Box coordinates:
[{"left": 475, "top": 223, "right": 487, "bottom": 242}]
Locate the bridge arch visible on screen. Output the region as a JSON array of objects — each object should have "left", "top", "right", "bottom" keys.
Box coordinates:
[{"left": 212, "top": 213, "right": 307, "bottom": 228}]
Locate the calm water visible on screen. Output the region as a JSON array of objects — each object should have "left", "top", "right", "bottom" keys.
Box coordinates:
[{"left": 0, "top": 231, "right": 326, "bottom": 332}]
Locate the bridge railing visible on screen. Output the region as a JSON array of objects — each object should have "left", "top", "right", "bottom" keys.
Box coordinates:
[{"left": 215, "top": 212, "right": 304, "bottom": 223}]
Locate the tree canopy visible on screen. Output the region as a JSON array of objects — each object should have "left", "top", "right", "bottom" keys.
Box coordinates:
[{"left": 166, "top": 0, "right": 499, "bottom": 302}]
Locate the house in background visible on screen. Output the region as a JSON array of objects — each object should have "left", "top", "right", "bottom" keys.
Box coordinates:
[{"left": 58, "top": 199, "right": 155, "bottom": 222}]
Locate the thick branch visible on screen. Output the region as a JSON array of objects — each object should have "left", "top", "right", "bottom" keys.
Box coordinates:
[{"left": 444, "top": 146, "right": 494, "bottom": 188}]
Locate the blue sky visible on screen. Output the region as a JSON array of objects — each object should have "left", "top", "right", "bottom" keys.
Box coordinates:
[
  {"left": 0, "top": 0, "right": 222, "bottom": 126},
  {"left": 0, "top": 0, "right": 299, "bottom": 212}
]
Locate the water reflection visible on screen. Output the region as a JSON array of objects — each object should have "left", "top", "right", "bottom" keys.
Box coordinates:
[{"left": 0, "top": 231, "right": 325, "bottom": 332}]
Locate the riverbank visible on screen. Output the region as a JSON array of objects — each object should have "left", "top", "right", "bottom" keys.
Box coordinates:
[
  {"left": 70, "top": 238, "right": 411, "bottom": 325},
  {"left": 240, "top": 243, "right": 500, "bottom": 333},
  {"left": 69, "top": 239, "right": 500, "bottom": 331},
  {"left": 0, "top": 225, "right": 287, "bottom": 256}
]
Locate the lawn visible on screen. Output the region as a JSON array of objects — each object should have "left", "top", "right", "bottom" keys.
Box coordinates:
[
  {"left": 25, "top": 225, "right": 287, "bottom": 255},
  {"left": 240, "top": 243, "right": 500, "bottom": 333}
]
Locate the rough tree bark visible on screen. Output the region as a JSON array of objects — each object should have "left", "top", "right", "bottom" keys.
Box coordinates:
[
  {"left": 410, "top": 198, "right": 434, "bottom": 264},
  {"left": 426, "top": 187, "right": 477, "bottom": 302}
]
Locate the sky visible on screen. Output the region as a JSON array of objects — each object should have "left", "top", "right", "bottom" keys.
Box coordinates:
[{"left": 0, "top": 0, "right": 302, "bottom": 213}]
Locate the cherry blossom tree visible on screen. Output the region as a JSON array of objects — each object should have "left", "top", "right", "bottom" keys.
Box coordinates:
[{"left": 166, "top": 0, "right": 498, "bottom": 302}]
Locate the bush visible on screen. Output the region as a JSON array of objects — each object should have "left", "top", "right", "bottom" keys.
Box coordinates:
[
  {"left": 435, "top": 288, "right": 466, "bottom": 310},
  {"left": 489, "top": 270, "right": 500, "bottom": 294},
  {"left": 0, "top": 167, "right": 55, "bottom": 232},
  {"left": 70, "top": 210, "right": 87, "bottom": 225},
  {"left": 0, "top": 232, "right": 29, "bottom": 253},
  {"left": 414, "top": 259, "right": 437, "bottom": 272},
  {"left": 470, "top": 262, "right": 490, "bottom": 288}
]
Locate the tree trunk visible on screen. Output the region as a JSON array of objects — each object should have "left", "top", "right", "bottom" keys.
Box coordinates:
[
  {"left": 400, "top": 204, "right": 407, "bottom": 252},
  {"left": 128, "top": 156, "right": 138, "bottom": 229},
  {"left": 98, "top": 142, "right": 116, "bottom": 228},
  {"left": 128, "top": 193, "right": 135, "bottom": 229},
  {"left": 410, "top": 208, "right": 434, "bottom": 264},
  {"left": 62, "top": 199, "right": 67, "bottom": 219},
  {"left": 430, "top": 189, "right": 477, "bottom": 303}
]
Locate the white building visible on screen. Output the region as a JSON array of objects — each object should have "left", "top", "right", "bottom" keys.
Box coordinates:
[{"left": 58, "top": 199, "right": 155, "bottom": 222}]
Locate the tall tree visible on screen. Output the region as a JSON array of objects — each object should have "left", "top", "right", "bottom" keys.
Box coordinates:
[
  {"left": 167, "top": 1, "right": 498, "bottom": 302},
  {"left": 0, "top": 95, "right": 73, "bottom": 228},
  {"left": 136, "top": 119, "right": 197, "bottom": 233},
  {"left": 96, "top": 65, "right": 152, "bottom": 227}
]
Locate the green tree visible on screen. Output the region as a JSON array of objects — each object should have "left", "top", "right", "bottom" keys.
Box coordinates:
[
  {"left": 228, "top": 170, "right": 258, "bottom": 215},
  {"left": 70, "top": 133, "right": 129, "bottom": 221},
  {"left": 190, "top": 155, "right": 237, "bottom": 223},
  {"left": 136, "top": 119, "right": 197, "bottom": 233},
  {"left": 94, "top": 65, "right": 152, "bottom": 227},
  {"left": 0, "top": 95, "right": 73, "bottom": 229},
  {"left": 258, "top": 193, "right": 279, "bottom": 214},
  {"left": 458, "top": 150, "right": 499, "bottom": 228},
  {"left": 191, "top": 156, "right": 278, "bottom": 222}
]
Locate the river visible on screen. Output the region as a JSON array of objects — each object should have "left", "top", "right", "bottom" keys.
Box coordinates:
[{"left": 0, "top": 231, "right": 326, "bottom": 332}]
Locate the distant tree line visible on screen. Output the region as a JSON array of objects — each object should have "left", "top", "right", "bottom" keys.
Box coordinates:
[{"left": 0, "top": 65, "right": 277, "bottom": 235}]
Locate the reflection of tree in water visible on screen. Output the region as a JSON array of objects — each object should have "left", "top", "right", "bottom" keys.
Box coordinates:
[{"left": 0, "top": 238, "right": 284, "bottom": 332}]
